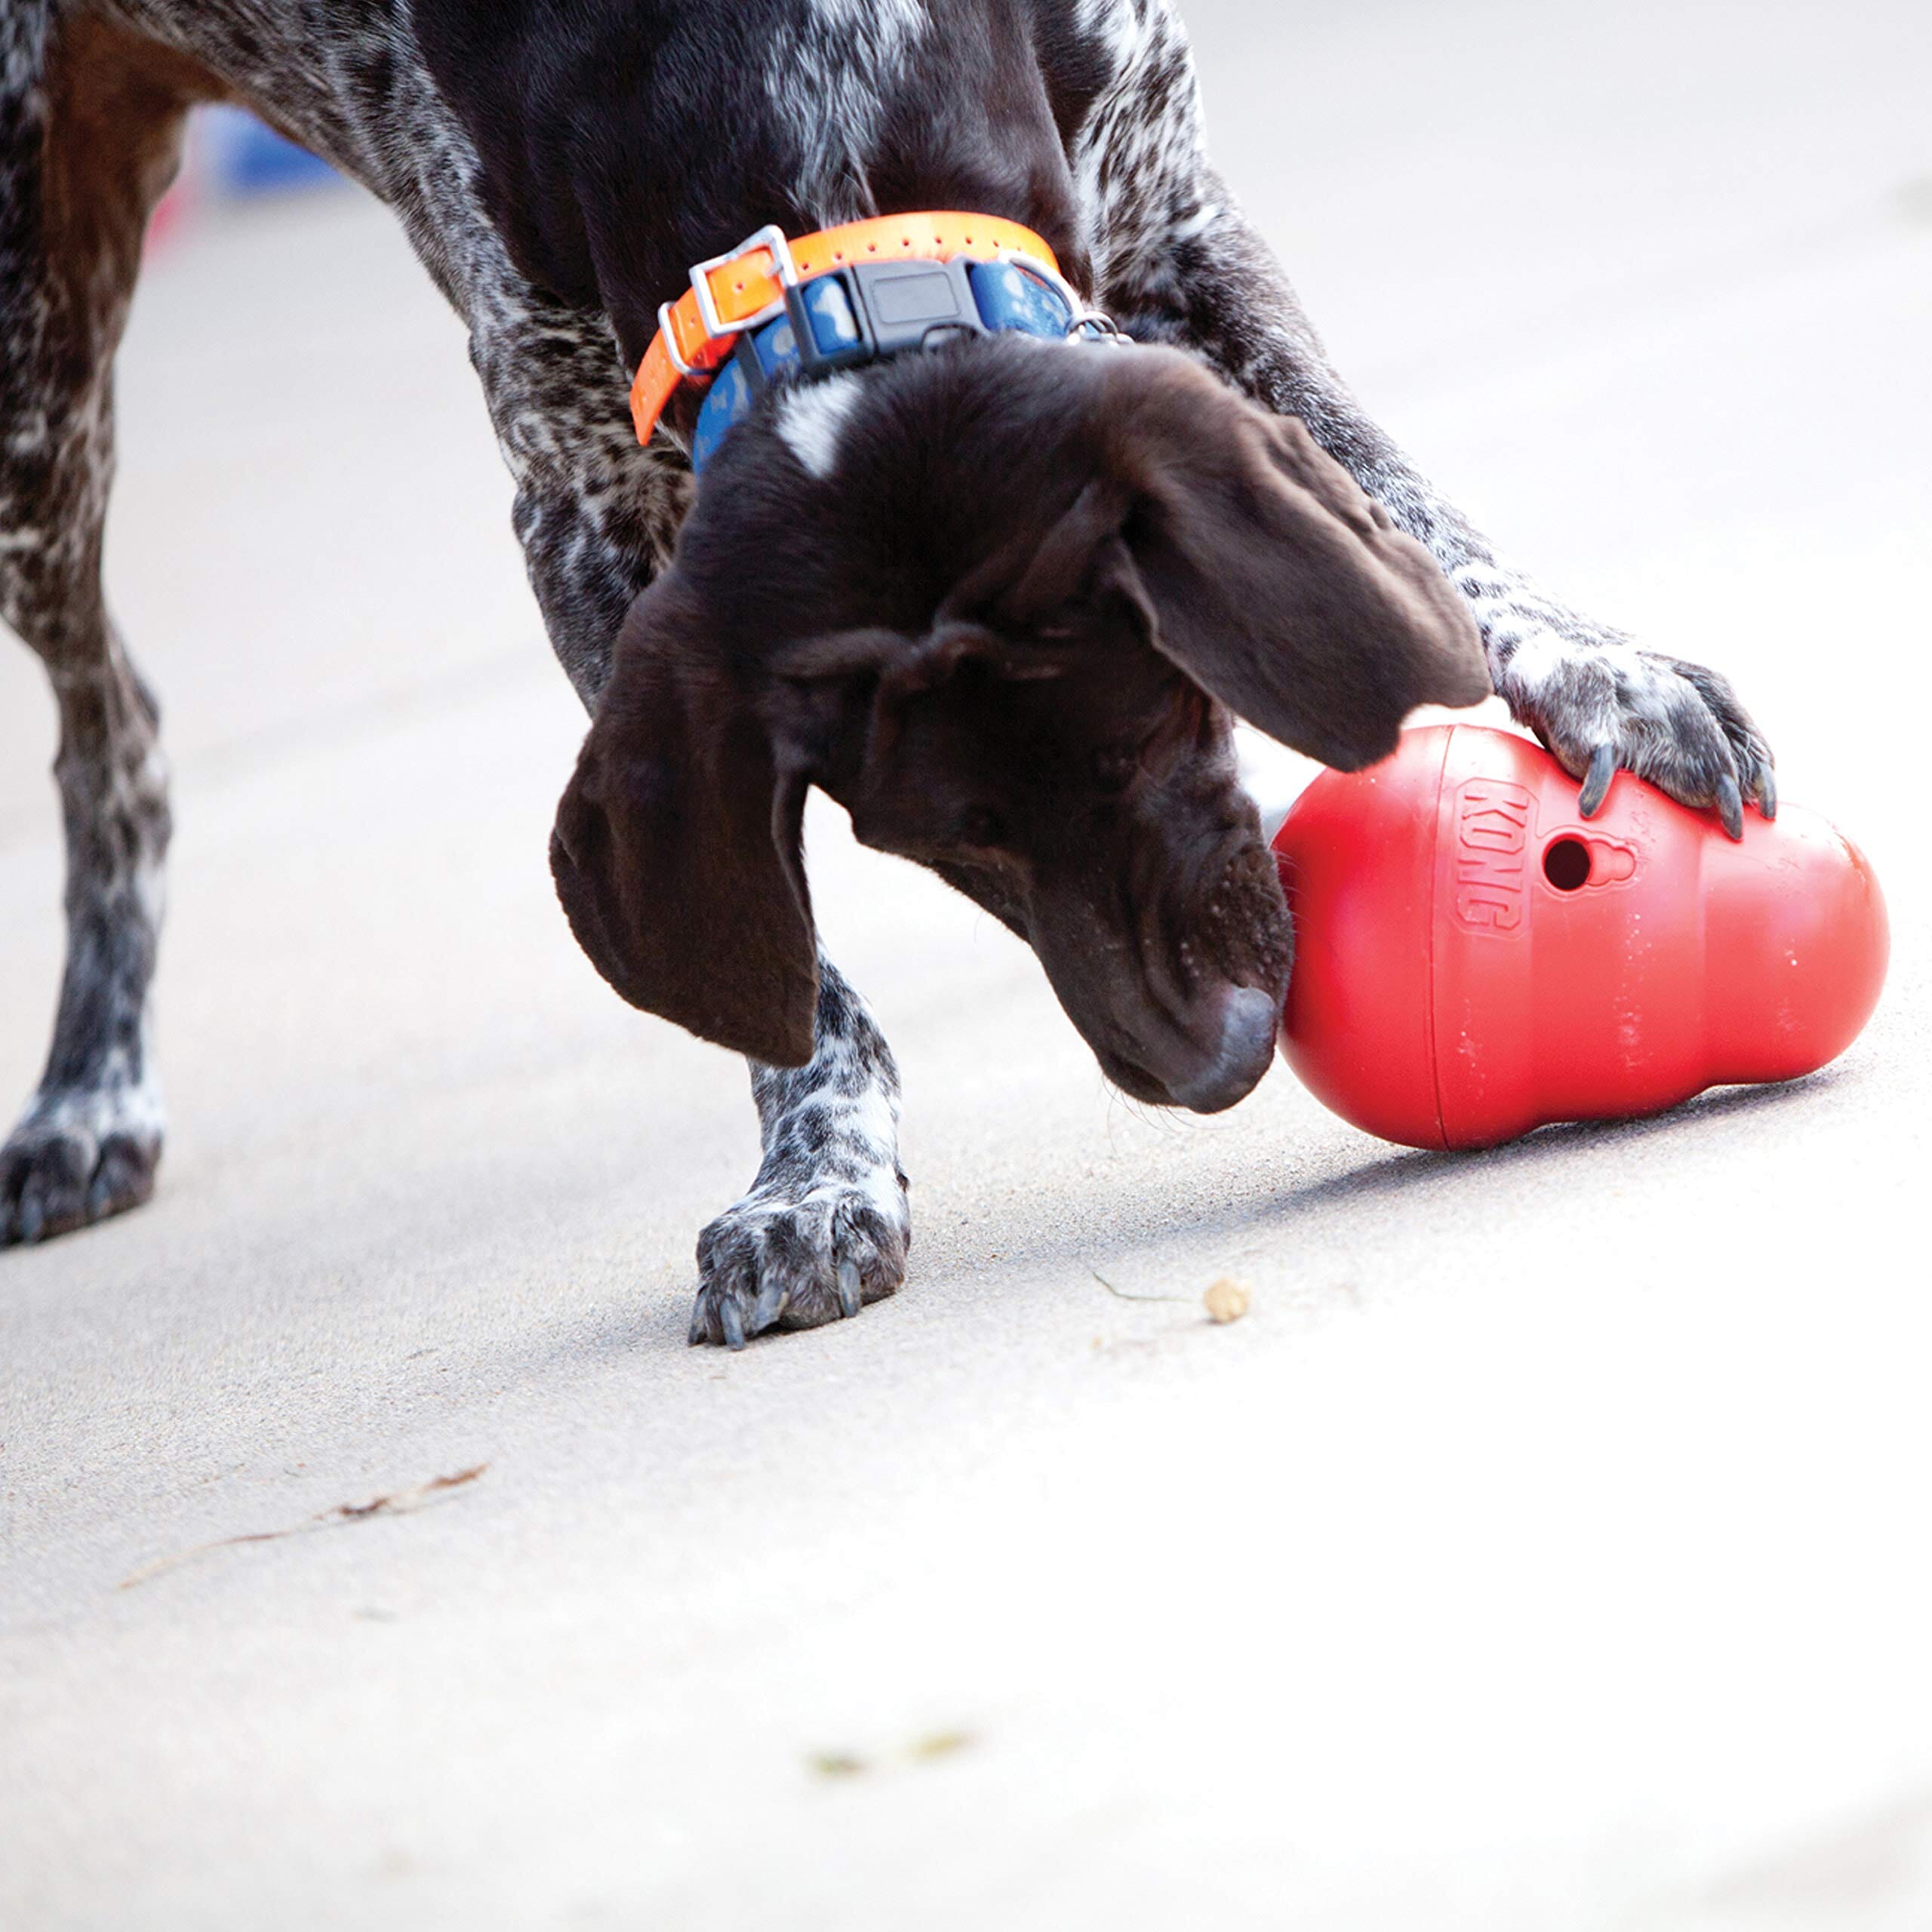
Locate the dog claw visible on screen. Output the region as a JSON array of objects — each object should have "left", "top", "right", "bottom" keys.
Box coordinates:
[
  {"left": 1758, "top": 764, "right": 1778, "bottom": 821},
  {"left": 1716, "top": 774, "right": 1744, "bottom": 841},
  {"left": 752, "top": 1281, "right": 789, "bottom": 1334},
  {"left": 694, "top": 1179, "right": 910, "bottom": 1343},
  {"left": 1578, "top": 743, "right": 1617, "bottom": 818}
]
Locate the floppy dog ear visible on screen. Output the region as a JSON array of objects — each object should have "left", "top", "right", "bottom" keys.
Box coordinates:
[
  {"left": 550, "top": 583, "right": 819, "bottom": 1067},
  {"left": 1097, "top": 356, "right": 1491, "bottom": 771}
]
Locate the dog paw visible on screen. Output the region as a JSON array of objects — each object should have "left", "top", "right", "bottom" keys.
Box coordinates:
[
  {"left": 1, "top": 1091, "right": 162, "bottom": 1247},
  {"left": 690, "top": 1174, "right": 910, "bottom": 1349},
  {"left": 1495, "top": 635, "right": 1776, "bottom": 838}
]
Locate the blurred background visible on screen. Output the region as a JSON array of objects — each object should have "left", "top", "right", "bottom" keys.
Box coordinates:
[{"left": 4, "top": 2, "right": 1930, "bottom": 1927}]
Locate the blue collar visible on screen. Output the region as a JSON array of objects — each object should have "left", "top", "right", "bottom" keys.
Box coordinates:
[{"left": 691, "top": 254, "right": 1088, "bottom": 472}]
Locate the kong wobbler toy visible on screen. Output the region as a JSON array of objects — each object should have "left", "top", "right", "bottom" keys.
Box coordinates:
[{"left": 1272, "top": 725, "right": 1888, "bottom": 1151}]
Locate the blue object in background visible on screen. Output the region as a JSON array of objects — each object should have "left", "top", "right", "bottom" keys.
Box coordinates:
[{"left": 203, "top": 105, "right": 340, "bottom": 197}]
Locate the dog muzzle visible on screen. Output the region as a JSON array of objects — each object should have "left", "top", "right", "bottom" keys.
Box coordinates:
[{"left": 630, "top": 214, "right": 1126, "bottom": 472}]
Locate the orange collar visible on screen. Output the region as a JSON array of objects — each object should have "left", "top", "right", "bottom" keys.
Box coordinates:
[{"left": 630, "top": 212, "right": 1063, "bottom": 447}]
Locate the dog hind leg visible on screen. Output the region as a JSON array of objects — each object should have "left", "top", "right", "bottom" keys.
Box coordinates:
[{"left": 1, "top": 14, "right": 205, "bottom": 1244}]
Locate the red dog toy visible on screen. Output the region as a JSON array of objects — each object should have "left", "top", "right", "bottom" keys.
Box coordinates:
[{"left": 1272, "top": 724, "right": 1887, "bottom": 1150}]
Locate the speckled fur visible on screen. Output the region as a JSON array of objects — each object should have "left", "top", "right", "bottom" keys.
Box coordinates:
[
  {"left": 691, "top": 962, "right": 909, "bottom": 1345},
  {"left": 4, "top": 0, "right": 686, "bottom": 1248},
  {"left": 1074, "top": 3, "right": 1774, "bottom": 818},
  {"left": 4, "top": 0, "right": 1772, "bottom": 1340},
  {"left": 2, "top": 6, "right": 180, "bottom": 1242}
]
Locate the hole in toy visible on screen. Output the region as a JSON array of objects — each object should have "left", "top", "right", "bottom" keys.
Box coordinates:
[{"left": 1543, "top": 837, "right": 1591, "bottom": 891}]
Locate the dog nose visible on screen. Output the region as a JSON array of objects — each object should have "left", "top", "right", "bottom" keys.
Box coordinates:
[{"left": 1168, "top": 986, "right": 1279, "bottom": 1114}]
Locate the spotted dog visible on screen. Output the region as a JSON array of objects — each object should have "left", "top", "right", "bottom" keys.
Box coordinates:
[{"left": 1, "top": 0, "right": 1775, "bottom": 1346}]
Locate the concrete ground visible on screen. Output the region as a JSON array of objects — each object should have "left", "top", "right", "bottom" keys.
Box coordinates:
[{"left": 3, "top": 1, "right": 1928, "bottom": 1924}]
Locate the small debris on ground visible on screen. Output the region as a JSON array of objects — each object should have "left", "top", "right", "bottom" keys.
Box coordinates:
[
  {"left": 117, "top": 1465, "right": 489, "bottom": 1589},
  {"left": 1204, "top": 1277, "right": 1253, "bottom": 1324},
  {"left": 907, "top": 1728, "right": 976, "bottom": 1762},
  {"left": 1091, "top": 1269, "right": 1189, "bottom": 1306},
  {"left": 1093, "top": 1268, "right": 1256, "bottom": 1324},
  {"left": 809, "top": 1730, "right": 978, "bottom": 1780}
]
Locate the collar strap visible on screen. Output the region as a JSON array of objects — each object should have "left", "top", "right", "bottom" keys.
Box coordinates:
[
  {"left": 691, "top": 252, "right": 1103, "bottom": 471},
  {"left": 630, "top": 212, "right": 1064, "bottom": 447}
]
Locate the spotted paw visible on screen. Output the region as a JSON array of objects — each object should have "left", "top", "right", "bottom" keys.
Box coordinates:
[
  {"left": 1495, "top": 636, "right": 1776, "bottom": 839},
  {"left": 1, "top": 1091, "right": 162, "bottom": 1247},
  {"left": 691, "top": 1174, "right": 910, "bottom": 1349}
]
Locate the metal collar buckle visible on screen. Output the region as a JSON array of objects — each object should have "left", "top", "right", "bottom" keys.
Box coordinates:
[
  {"left": 656, "top": 224, "right": 802, "bottom": 382},
  {"left": 689, "top": 223, "right": 800, "bottom": 342}
]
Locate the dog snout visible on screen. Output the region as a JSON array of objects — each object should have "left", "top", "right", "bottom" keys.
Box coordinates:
[{"left": 1166, "top": 985, "right": 1280, "bottom": 1114}]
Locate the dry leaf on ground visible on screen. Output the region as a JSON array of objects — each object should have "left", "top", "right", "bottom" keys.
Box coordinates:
[{"left": 117, "top": 1465, "right": 490, "bottom": 1589}]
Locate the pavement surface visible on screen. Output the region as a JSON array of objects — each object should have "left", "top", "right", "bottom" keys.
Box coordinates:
[{"left": 4, "top": 2, "right": 1929, "bottom": 1925}]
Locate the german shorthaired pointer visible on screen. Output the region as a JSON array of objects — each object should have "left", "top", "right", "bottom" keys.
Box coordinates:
[{"left": 2, "top": 0, "right": 1774, "bottom": 1345}]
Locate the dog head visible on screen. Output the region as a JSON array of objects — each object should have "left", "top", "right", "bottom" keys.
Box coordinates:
[{"left": 551, "top": 338, "right": 1487, "bottom": 1109}]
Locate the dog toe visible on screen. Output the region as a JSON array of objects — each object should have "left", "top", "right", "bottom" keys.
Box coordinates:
[
  {"left": 690, "top": 1182, "right": 909, "bottom": 1346},
  {"left": 2, "top": 1114, "right": 160, "bottom": 1248}
]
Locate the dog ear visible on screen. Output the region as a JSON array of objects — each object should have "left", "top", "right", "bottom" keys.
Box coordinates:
[
  {"left": 550, "top": 582, "right": 819, "bottom": 1067},
  {"left": 1094, "top": 355, "right": 1491, "bottom": 771}
]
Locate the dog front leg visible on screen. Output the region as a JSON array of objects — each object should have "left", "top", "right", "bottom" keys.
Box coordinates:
[
  {"left": 509, "top": 478, "right": 910, "bottom": 1348},
  {"left": 1107, "top": 179, "right": 1775, "bottom": 833},
  {"left": 689, "top": 958, "right": 911, "bottom": 1349},
  {"left": 471, "top": 293, "right": 908, "bottom": 1346}
]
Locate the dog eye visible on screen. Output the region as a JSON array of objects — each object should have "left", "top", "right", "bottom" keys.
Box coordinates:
[
  {"left": 956, "top": 806, "right": 1008, "bottom": 851},
  {"left": 1093, "top": 746, "right": 1139, "bottom": 790}
]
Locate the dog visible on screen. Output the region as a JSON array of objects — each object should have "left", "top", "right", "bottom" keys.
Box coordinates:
[{"left": 0, "top": 0, "right": 1775, "bottom": 1345}]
